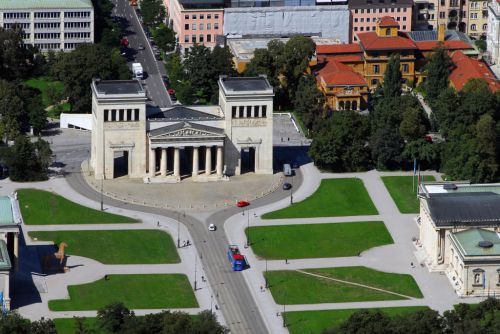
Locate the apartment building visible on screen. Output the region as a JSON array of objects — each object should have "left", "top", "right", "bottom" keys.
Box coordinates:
[
  {"left": 165, "top": 0, "right": 224, "bottom": 52},
  {"left": 467, "top": 0, "right": 489, "bottom": 37},
  {"left": 349, "top": 0, "right": 413, "bottom": 42},
  {"left": 413, "top": 0, "right": 475, "bottom": 32},
  {"left": 487, "top": 0, "right": 500, "bottom": 65},
  {"left": 0, "top": 0, "right": 94, "bottom": 52}
]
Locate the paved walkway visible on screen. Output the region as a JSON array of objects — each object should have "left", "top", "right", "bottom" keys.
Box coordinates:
[
  {"left": 0, "top": 177, "right": 223, "bottom": 323},
  {"left": 223, "top": 167, "right": 483, "bottom": 334}
]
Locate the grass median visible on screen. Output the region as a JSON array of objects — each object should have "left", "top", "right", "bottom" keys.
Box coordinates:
[
  {"left": 29, "top": 230, "right": 179, "bottom": 264},
  {"left": 262, "top": 178, "right": 378, "bottom": 219},
  {"left": 285, "top": 306, "right": 429, "bottom": 334},
  {"left": 49, "top": 274, "right": 197, "bottom": 311},
  {"left": 18, "top": 189, "right": 137, "bottom": 225},
  {"left": 381, "top": 175, "right": 436, "bottom": 213},
  {"left": 265, "top": 266, "right": 422, "bottom": 304},
  {"left": 247, "top": 221, "right": 392, "bottom": 259}
]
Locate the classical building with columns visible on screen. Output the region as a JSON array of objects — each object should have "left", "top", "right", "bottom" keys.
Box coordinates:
[
  {"left": 417, "top": 182, "right": 500, "bottom": 297},
  {"left": 90, "top": 76, "right": 274, "bottom": 182}
]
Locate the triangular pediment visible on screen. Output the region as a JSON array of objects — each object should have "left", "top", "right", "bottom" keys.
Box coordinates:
[{"left": 149, "top": 122, "right": 225, "bottom": 139}]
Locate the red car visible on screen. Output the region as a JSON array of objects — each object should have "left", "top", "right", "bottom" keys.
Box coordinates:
[
  {"left": 168, "top": 89, "right": 175, "bottom": 95},
  {"left": 236, "top": 200, "right": 250, "bottom": 208}
]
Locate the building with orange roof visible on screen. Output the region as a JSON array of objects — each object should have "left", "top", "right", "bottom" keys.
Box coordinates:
[
  {"left": 449, "top": 51, "right": 500, "bottom": 92},
  {"left": 316, "top": 58, "right": 369, "bottom": 111}
]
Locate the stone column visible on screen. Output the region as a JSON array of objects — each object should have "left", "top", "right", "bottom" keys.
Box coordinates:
[
  {"left": 205, "top": 146, "right": 212, "bottom": 175},
  {"left": 173, "top": 147, "right": 180, "bottom": 177},
  {"left": 192, "top": 147, "right": 199, "bottom": 177},
  {"left": 149, "top": 148, "right": 156, "bottom": 177},
  {"left": 216, "top": 146, "right": 223, "bottom": 176},
  {"left": 160, "top": 148, "right": 167, "bottom": 177}
]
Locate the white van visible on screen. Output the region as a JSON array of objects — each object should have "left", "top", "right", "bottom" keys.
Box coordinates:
[{"left": 283, "top": 163, "right": 292, "bottom": 176}]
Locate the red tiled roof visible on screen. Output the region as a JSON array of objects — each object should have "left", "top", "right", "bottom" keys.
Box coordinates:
[
  {"left": 415, "top": 40, "right": 473, "bottom": 51},
  {"left": 379, "top": 16, "right": 399, "bottom": 27},
  {"left": 357, "top": 32, "right": 417, "bottom": 51},
  {"left": 449, "top": 51, "right": 500, "bottom": 92},
  {"left": 316, "top": 60, "right": 367, "bottom": 87},
  {"left": 317, "top": 55, "right": 364, "bottom": 63},
  {"left": 316, "top": 43, "right": 362, "bottom": 55}
]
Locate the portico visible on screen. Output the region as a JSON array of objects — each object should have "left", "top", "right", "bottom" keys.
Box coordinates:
[{"left": 147, "top": 122, "right": 226, "bottom": 182}]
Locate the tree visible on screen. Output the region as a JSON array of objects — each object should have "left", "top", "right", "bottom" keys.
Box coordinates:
[
  {"left": 310, "top": 111, "right": 371, "bottom": 172},
  {"left": 141, "top": 0, "right": 165, "bottom": 27},
  {"left": 27, "top": 95, "right": 48, "bottom": 134},
  {"left": 475, "top": 39, "right": 487, "bottom": 52},
  {"left": 293, "top": 74, "right": 325, "bottom": 130},
  {"left": 97, "top": 302, "right": 134, "bottom": 333},
  {"left": 383, "top": 53, "right": 402, "bottom": 100},
  {"left": 282, "top": 36, "right": 316, "bottom": 97},
  {"left": 51, "top": 44, "right": 130, "bottom": 113},
  {"left": 430, "top": 87, "right": 459, "bottom": 136},
  {"left": 30, "top": 318, "right": 57, "bottom": 334},
  {"left": 399, "top": 106, "right": 428, "bottom": 141},
  {"left": 371, "top": 125, "right": 405, "bottom": 170},
  {"left": 0, "top": 312, "right": 31, "bottom": 334},
  {"left": 424, "top": 46, "right": 453, "bottom": 102},
  {"left": 154, "top": 25, "right": 176, "bottom": 52},
  {"left": 324, "top": 310, "right": 393, "bottom": 334},
  {"left": 0, "top": 80, "right": 24, "bottom": 141}
]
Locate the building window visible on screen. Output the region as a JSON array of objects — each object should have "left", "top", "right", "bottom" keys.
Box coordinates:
[
  {"left": 361, "top": 9, "right": 364, "bottom": 13},
  {"left": 371, "top": 79, "right": 378, "bottom": 85},
  {"left": 214, "top": 23, "right": 219, "bottom": 29},
  {"left": 473, "top": 269, "right": 485, "bottom": 286},
  {"left": 402, "top": 64, "right": 409, "bottom": 73},
  {"left": 483, "top": 23, "right": 487, "bottom": 30},
  {"left": 200, "top": 14, "right": 204, "bottom": 19},
  {"left": 199, "top": 34, "right": 204, "bottom": 42},
  {"left": 185, "top": 24, "right": 189, "bottom": 30},
  {"left": 354, "top": 27, "right": 358, "bottom": 31},
  {"left": 119, "top": 109, "right": 124, "bottom": 121},
  {"left": 354, "top": 9, "right": 358, "bottom": 13},
  {"left": 111, "top": 109, "right": 116, "bottom": 121},
  {"left": 397, "top": 8, "right": 400, "bottom": 12},
  {"left": 471, "top": 24, "right": 477, "bottom": 30},
  {"left": 386, "top": 28, "right": 391, "bottom": 36},
  {"left": 214, "top": 14, "right": 219, "bottom": 19},
  {"left": 403, "top": 25, "right": 406, "bottom": 29},
  {"left": 360, "top": 18, "right": 364, "bottom": 22},
  {"left": 403, "top": 17, "right": 406, "bottom": 21},
  {"left": 192, "top": 35, "right": 196, "bottom": 43},
  {"left": 104, "top": 109, "right": 109, "bottom": 122},
  {"left": 207, "top": 23, "right": 211, "bottom": 29},
  {"left": 239, "top": 106, "right": 244, "bottom": 117},
  {"left": 192, "top": 23, "right": 197, "bottom": 30},
  {"left": 354, "top": 18, "right": 358, "bottom": 22},
  {"left": 232, "top": 106, "right": 237, "bottom": 117},
  {"left": 127, "top": 109, "right": 132, "bottom": 120},
  {"left": 367, "top": 18, "right": 370, "bottom": 22},
  {"left": 360, "top": 27, "right": 364, "bottom": 31},
  {"left": 192, "top": 14, "right": 197, "bottom": 19},
  {"left": 497, "top": 269, "right": 500, "bottom": 284},
  {"left": 185, "top": 35, "right": 189, "bottom": 43},
  {"left": 207, "top": 34, "right": 212, "bottom": 42},
  {"left": 391, "top": 8, "right": 394, "bottom": 12},
  {"left": 207, "top": 14, "right": 211, "bottom": 19},
  {"left": 254, "top": 105, "right": 260, "bottom": 117},
  {"left": 372, "top": 26, "right": 376, "bottom": 31},
  {"left": 262, "top": 105, "right": 267, "bottom": 117},
  {"left": 440, "top": 11, "right": 445, "bottom": 18},
  {"left": 199, "top": 23, "right": 204, "bottom": 30},
  {"left": 373, "top": 64, "right": 380, "bottom": 74},
  {"left": 246, "top": 106, "right": 252, "bottom": 117},
  {"left": 185, "top": 14, "right": 189, "bottom": 19},
  {"left": 397, "top": 16, "right": 400, "bottom": 21},
  {"left": 134, "top": 109, "right": 139, "bottom": 121}
]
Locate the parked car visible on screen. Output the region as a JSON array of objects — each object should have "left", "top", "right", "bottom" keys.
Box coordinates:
[
  {"left": 208, "top": 223, "right": 216, "bottom": 231},
  {"left": 162, "top": 75, "right": 169, "bottom": 87},
  {"left": 170, "top": 94, "right": 177, "bottom": 101},
  {"left": 283, "top": 183, "right": 292, "bottom": 190},
  {"left": 168, "top": 89, "right": 175, "bottom": 95},
  {"left": 138, "top": 43, "right": 145, "bottom": 50},
  {"left": 237, "top": 200, "right": 250, "bottom": 208}
]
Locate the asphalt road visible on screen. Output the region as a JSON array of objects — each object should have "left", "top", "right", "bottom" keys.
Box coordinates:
[
  {"left": 65, "top": 168, "right": 302, "bottom": 334},
  {"left": 111, "top": 0, "right": 172, "bottom": 108}
]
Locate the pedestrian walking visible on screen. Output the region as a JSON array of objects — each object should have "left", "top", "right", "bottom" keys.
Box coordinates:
[
  {"left": 285, "top": 259, "right": 288, "bottom": 264},
  {"left": 157, "top": 221, "right": 160, "bottom": 227}
]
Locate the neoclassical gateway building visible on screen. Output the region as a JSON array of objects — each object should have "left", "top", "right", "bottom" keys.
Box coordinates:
[{"left": 90, "top": 76, "right": 274, "bottom": 182}]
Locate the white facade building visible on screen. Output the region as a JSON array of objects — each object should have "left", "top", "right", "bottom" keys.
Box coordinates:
[
  {"left": 418, "top": 182, "right": 500, "bottom": 297},
  {"left": 0, "top": 0, "right": 94, "bottom": 52},
  {"left": 90, "top": 76, "right": 274, "bottom": 182},
  {"left": 487, "top": 0, "right": 500, "bottom": 65}
]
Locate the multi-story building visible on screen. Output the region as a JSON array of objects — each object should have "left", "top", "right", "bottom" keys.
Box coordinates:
[
  {"left": 487, "top": 0, "right": 500, "bottom": 65},
  {"left": 467, "top": 0, "right": 489, "bottom": 37},
  {"left": 0, "top": 0, "right": 94, "bottom": 52},
  {"left": 349, "top": 0, "right": 413, "bottom": 42},
  {"left": 412, "top": 0, "right": 478, "bottom": 33},
  {"left": 165, "top": 0, "right": 224, "bottom": 53}
]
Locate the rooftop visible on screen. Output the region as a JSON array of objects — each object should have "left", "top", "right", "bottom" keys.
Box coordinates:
[
  {"left": 449, "top": 51, "right": 500, "bottom": 93},
  {"left": 0, "top": 0, "right": 93, "bottom": 9},
  {"left": 93, "top": 80, "right": 145, "bottom": 97},
  {"left": 348, "top": 0, "right": 413, "bottom": 8},
  {"left": 451, "top": 228, "right": 500, "bottom": 257},
  {"left": 148, "top": 106, "right": 222, "bottom": 121},
  {"left": 357, "top": 31, "right": 417, "bottom": 51},
  {"left": 0, "top": 197, "right": 15, "bottom": 226},
  {"left": 219, "top": 76, "right": 273, "bottom": 93},
  {"left": 316, "top": 58, "right": 367, "bottom": 86},
  {"left": 378, "top": 16, "right": 399, "bottom": 27},
  {"left": 425, "top": 192, "right": 500, "bottom": 227},
  {"left": 316, "top": 43, "right": 362, "bottom": 55}
]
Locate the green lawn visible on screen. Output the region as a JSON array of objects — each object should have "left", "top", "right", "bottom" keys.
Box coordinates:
[
  {"left": 382, "top": 176, "right": 436, "bottom": 213},
  {"left": 29, "top": 230, "right": 179, "bottom": 264},
  {"left": 49, "top": 274, "right": 197, "bottom": 311},
  {"left": 25, "top": 77, "right": 65, "bottom": 108},
  {"left": 265, "top": 266, "right": 422, "bottom": 304},
  {"left": 54, "top": 317, "right": 99, "bottom": 334},
  {"left": 262, "top": 179, "right": 378, "bottom": 219},
  {"left": 285, "top": 306, "right": 429, "bottom": 334},
  {"left": 18, "top": 189, "right": 137, "bottom": 225},
  {"left": 247, "top": 222, "right": 393, "bottom": 259}
]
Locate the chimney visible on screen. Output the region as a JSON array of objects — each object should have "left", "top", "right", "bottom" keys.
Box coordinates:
[{"left": 438, "top": 24, "right": 445, "bottom": 42}]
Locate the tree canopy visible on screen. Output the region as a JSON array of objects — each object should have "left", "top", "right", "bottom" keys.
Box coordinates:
[
  {"left": 424, "top": 46, "right": 453, "bottom": 102},
  {"left": 141, "top": 0, "right": 166, "bottom": 27}
]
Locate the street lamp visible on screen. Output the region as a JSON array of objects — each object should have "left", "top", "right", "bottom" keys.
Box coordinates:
[
  {"left": 265, "top": 257, "right": 269, "bottom": 288},
  {"left": 290, "top": 174, "right": 294, "bottom": 205},
  {"left": 194, "top": 254, "right": 198, "bottom": 291},
  {"left": 177, "top": 211, "right": 184, "bottom": 248},
  {"left": 282, "top": 290, "right": 287, "bottom": 327}
]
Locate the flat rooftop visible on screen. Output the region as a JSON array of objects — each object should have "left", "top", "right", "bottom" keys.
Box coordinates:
[
  {"left": 219, "top": 76, "right": 273, "bottom": 93},
  {"left": 0, "top": 197, "right": 15, "bottom": 226},
  {"left": 452, "top": 228, "right": 500, "bottom": 257},
  {"left": 93, "top": 80, "right": 145, "bottom": 96},
  {"left": 0, "top": 0, "right": 93, "bottom": 10}
]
